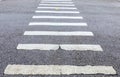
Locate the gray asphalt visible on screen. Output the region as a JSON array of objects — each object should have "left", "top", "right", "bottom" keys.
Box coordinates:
[{"left": 0, "top": 0, "right": 120, "bottom": 77}]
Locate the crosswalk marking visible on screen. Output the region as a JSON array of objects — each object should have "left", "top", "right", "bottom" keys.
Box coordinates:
[
  {"left": 4, "top": 0, "right": 117, "bottom": 76},
  {"left": 42, "top": 0, "right": 72, "bottom": 2},
  {"left": 61, "top": 44, "right": 103, "bottom": 51},
  {"left": 42, "top": 0, "right": 72, "bottom": 1},
  {"left": 17, "top": 44, "right": 59, "bottom": 50},
  {"left": 24, "top": 31, "right": 94, "bottom": 36},
  {"left": 37, "top": 7, "right": 77, "bottom": 9},
  {"left": 35, "top": 10, "right": 80, "bottom": 13},
  {"left": 29, "top": 22, "right": 87, "bottom": 26},
  {"left": 32, "top": 16, "right": 83, "bottom": 19},
  {"left": 4, "top": 65, "right": 116, "bottom": 75},
  {"left": 17, "top": 44, "right": 103, "bottom": 51},
  {"left": 41, "top": 1, "right": 73, "bottom": 4},
  {"left": 39, "top": 4, "right": 75, "bottom": 6}
]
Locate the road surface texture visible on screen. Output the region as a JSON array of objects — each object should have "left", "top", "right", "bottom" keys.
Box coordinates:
[{"left": 0, "top": 0, "right": 120, "bottom": 77}]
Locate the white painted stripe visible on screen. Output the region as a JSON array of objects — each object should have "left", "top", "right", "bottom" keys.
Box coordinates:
[
  {"left": 61, "top": 44, "right": 103, "bottom": 51},
  {"left": 17, "top": 44, "right": 102, "bottom": 51},
  {"left": 24, "top": 31, "right": 94, "bottom": 36},
  {"left": 42, "top": 0, "right": 72, "bottom": 1},
  {"left": 4, "top": 65, "right": 116, "bottom": 75},
  {"left": 29, "top": 22, "right": 87, "bottom": 26},
  {"left": 37, "top": 7, "right": 77, "bottom": 9},
  {"left": 35, "top": 11, "right": 80, "bottom": 13},
  {"left": 32, "top": 16, "right": 83, "bottom": 19},
  {"left": 42, "top": 0, "right": 72, "bottom": 2},
  {"left": 39, "top": 4, "right": 75, "bottom": 6},
  {"left": 17, "top": 44, "right": 59, "bottom": 50},
  {"left": 41, "top": 2, "right": 73, "bottom": 4}
]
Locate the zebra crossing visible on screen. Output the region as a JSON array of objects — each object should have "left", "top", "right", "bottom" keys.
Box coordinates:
[{"left": 4, "top": 0, "right": 116, "bottom": 76}]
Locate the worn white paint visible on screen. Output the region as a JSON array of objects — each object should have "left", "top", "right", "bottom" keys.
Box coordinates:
[
  {"left": 41, "top": 1, "right": 73, "bottom": 4},
  {"left": 17, "top": 44, "right": 59, "bottom": 50},
  {"left": 17, "top": 43, "right": 103, "bottom": 51},
  {"left": 39, "top": 4, "right": 75, "bottom": 6},
  {"left": 24, "top": 31, "right": 94, "bottom": 36},
  {"left": 37, "top": 7, "right": 77, "bottom": 9},
  {"left": 4, "top": 65, "right": 116, "bottom": 75},
  {"left": 29, "top": 22, "right": 87, "bottom": 26},
  {"left": 35, "top": 10, "right": 80, "bottom": 13},
  {"left": 32, "top": 16, "right": 83, "bottom": 19},
  {"left": 61, "top": 44, "right": 103, "bottom": 51},
  {"left": 42, "top": 0, "right": 72, "bottom": 1}
]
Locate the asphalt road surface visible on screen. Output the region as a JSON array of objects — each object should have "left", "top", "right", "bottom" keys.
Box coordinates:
[{"left": 0, "top": 0, "right": 120, "bottom": 77}]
